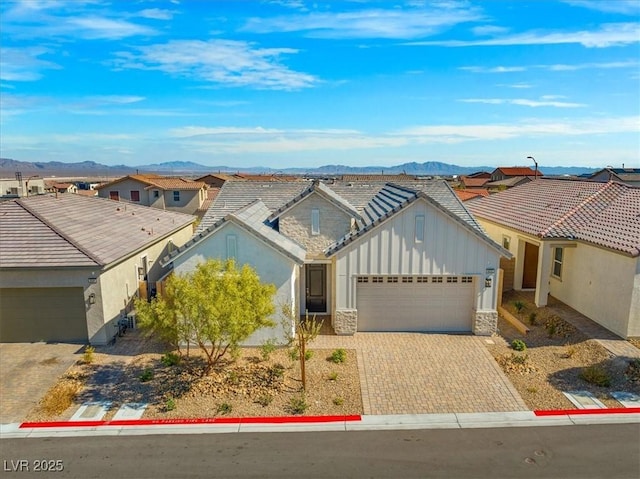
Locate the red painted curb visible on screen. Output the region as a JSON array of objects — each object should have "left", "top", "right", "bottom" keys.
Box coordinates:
[
  {"left": 534, "top": 407, "right": 640, "bottom": 416},
  {"left": 20, "top": 415, "right": 362, "bottom": 429}
]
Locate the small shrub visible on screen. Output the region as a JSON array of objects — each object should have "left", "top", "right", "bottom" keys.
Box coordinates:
[
  {"left": 526, "top": 386, "right": 538, "bottom": 394},
  {"left": 626, "top": 358, "right": 640, "bottom": 384},
  {"left": 288, "top": 396, "right": 308, "bottom": 415},
  {"left": 580, "top": 365, "right": 611, "bottom": 387},
  {"left": 139, "top": 368, "right": 154, "bottom": 382},
  {"left": 528, "top": 312, "right": 538, "bottom": 326},
  {"left": 329, "top": 348, "right": 347, "bottom": 364},
  {"left": 510, "top": 353, "right": 528, "bottom": 365},
  {"left": 269, "top": 363, "right": 285, "bottom": 379},
  {"left": 304, "top": 349, "right": 314, "bottom": 361},
  {"left": 260, "top": 339, "right": 277, "bottom": 361},
  {"left": 564, "top": 346, "right": 577, "bottom": 359},
  {"left": 513, "top": 300, "right": 525, "bottom": 316},
  {"left": 227, "top": 370, "right": 240, "bottom": 385},
  {"left": 511, "top": 339, "right": 527, "bottom": 352},
  {"left": 82, "top": 345, "right": 95, "bottom": 364},
  {"left": 39, "top": 380, "right": 83, "bottom": 416},
  {"left": 217, "top": 402, "right": 233, "bottom": 415},
  {"left": 328, "top": 371, "right": 339, "bottom": 381},
  {"left": 288, "top": 347, "right": 299, "bottom": 361},
  {"left": 256, "top": 394, "right": 273, "bottom": 407},
  {"left": 545, "top": 321, "right": 558, "bottom": 338},
  {"left": 333, "top": 397, "right": 344, "bottom": 406},
  {"left": 165, "top": 397, "right": 176, "bottom": 411},
  {"left": 160, "top": 352, "right": 180, "bottom": 367}
]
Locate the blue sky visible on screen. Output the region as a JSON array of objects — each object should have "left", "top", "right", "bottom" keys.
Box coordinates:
[{"left": 1, "top": 0, "right": 639, "bottom": 169}]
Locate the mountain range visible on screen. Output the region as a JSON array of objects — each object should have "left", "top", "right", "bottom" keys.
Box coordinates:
[{"left": 0, "top": 158, "right": 598, "bottom": 178}]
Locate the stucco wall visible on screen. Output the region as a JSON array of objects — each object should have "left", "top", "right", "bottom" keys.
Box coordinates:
[
  {"left": 161, "top": 189, "right": 202, "bottom": 215},
  {"left": 97, "top": 179, "right": 152, "bottom": 205},
  {"left": 334, "top": 198, "right": 501, "bottom": 314},
  {"left": 631, "top": 258, "right": 640, "bottom": 337},
  {"left": 171, "top": 221, "right": 298, "bottom": 345},
  {"left": 279, "top": 193, "right": 353, "bottom": 258}
]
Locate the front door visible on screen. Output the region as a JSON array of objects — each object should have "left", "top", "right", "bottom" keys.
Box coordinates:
[
  {"left": 305, "top": 264, "right": 326, "bottom": 313},
  {"left": 522, "top": 242, "right": 539, "bottom": 289}
]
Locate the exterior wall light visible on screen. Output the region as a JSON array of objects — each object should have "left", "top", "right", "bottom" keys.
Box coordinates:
[
  {"left": 485, "top": 277, "right": 492, "bottom": 288},
  {"left": 88, "top": 293, "right": 96, "bottom": 304}
]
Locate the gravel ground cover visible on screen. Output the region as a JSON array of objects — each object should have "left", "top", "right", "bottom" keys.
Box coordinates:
[{"left": 487, "top": 293, "right": 640, "bottom": 410}]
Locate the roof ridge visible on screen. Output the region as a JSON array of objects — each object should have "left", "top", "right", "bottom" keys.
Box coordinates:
[
  {"left": 15, "top": 198, "right": 102, "bottom": 265},
  {"left": 539, "top": 181, "right": 623, "bottom": 237}
]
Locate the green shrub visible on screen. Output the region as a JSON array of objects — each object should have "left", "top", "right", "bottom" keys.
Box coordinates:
[
  {"left": 165, "top": 397, "right": 176, "bottom": 411},
  {"left": 546, "top": 321, "right": 558, "bottom": 338},
  {"left": 329, "top": 348, "right": 347, "bottom": 364},
  {"left": 256, "top": 394, "right": 273, "bottom": 407},
  {"left": 333, "top": 397, "right": 344, "bottom": 406},
  {"left": 260, "top": 339, "right": 277, "bottom": 361},
  {"left": 227, "top": 370, "right": 240, "bottom": 385},
  {"left": 511, "top": 339, "right": 527, "bottom": 352},
  {"left": 217, "top": 402, "right": 233, "bottom": 415},
  {"left": 510, "top": 353, "right": 528, "bottom": 365},
  {"left": 288, "top": 347, "right": 299, "bottom": 361},
  {"left": 528, "top": 312, "right": 538, "bottom": 326},
  {"left": 288, "top": 396, "right": 308, "bottom": 415},
  {"left": 513, "top": 300, "right": 525, "bottom": 316},
  {"left": 328, "top": 371, "right": 339, "bottom": 381},
  {"left": 580, "top": 365, "right": 611, "bottom": 387},
  {"left": 160, "top": 352, "right": 180, "bottom": 367},
  {"left": 269, "top": 363, "right": 285, "bottom": 379},
  {"left": 304, "top": 349, "right": 314, "bottom": 361},
  {"left": 82, "top": 345, "right": 95, "bottom": 364},
  {"left": 139, "top": 368, "right": 154, "bottom": 382}
]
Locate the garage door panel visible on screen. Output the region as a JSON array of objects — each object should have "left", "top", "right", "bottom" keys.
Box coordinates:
[
  {"left": 0, "top": 288, "right": 88, "bottom": 343},
  {"left": 357, "top": 276, "right": 474, "bottom": 332}
]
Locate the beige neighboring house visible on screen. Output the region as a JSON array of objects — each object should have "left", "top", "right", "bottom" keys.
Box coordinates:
[
  {"left": 164, "top": 180, "right": 509, "bottom": 345},
  {"left": 96, "top": 174, "right": 207, "bottom": 215},
  {"left": 468, "top": 179, "right": 640, "bottom": 339},
  {"left": 0, "top": 193, "right": 195, "bottom": 345},
  {"left": 0, "top": 177, "right": 46, "bottom": 198}
]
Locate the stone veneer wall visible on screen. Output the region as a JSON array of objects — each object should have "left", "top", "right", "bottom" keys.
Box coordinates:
[
  {"left": 279, "top": 194, "right": 352, "bottom": 256},
  {"left": 334, "top": 309, "right": 357, "bottom": 335},
  {"left": 473, "top": 310, "right": 498, "bottom": 336}
]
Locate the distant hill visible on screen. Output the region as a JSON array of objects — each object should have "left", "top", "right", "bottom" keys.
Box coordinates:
[{"left": 0, "top": 157, "right": 598, "bottom": 178}]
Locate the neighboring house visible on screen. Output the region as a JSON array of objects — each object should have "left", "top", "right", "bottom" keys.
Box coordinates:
[
  {"left": 455, "top": 189, "right": 489, "bottom": 202},
  {"left": 467, "top": 171, "right": 492, "bottom": 179},
  {"left": 467, "top": 179, "right": 640, "bottom": 339},
  {"left": 0, "top": 177, "right": 45, "bottom": 198},
  {"left": 339, "top": 174, "right": 416, "bottom": 182},
  {"left": 486, "top": 176, "right": 533, "bottom": 190},
  {"left": 196, "top": 173, "right": 238, "bottom": 188},
  {"left": 96, "top": 174, "right": 207, "bottom": 215},
  {"left": 163, "top": 180, "right": 509, "bottom": 345},
  {"left": 49, "top": 182, "right": 77, "bottom": 194},
  {"left": 490, "top": 167, "right": 542, "bottom": 182},
  {"left": 459, "top": 176, "right": 490, "bottom": 189},
  {"left": 0, "top": 194, "right": 195, "bottom": 345},
  {"left": 589, "top": 168, "right": 640, "bottom": 187}
]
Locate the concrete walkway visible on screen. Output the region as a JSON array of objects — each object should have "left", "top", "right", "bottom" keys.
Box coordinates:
[{"left": 314, "top": 333, "right": 528, "bottom": 415}]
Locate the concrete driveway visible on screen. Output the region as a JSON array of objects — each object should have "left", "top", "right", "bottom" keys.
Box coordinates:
[
  {"left": 0, "top": 343, "right": 83, "bottom": 423},
  {"left": 314, "top": 333, "right": 528, "bottom": 415}
]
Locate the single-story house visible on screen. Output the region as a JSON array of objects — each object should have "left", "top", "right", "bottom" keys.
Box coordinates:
[
  {"left": 490, "top": 166, "right": 543, "bottom": 182},
  {"left": 467, "top": 179, "right": 640, "bottom": 338},
  {"left": 589, "top": 168, "right": 640, "bottom": 187},
  {"left": 96, "top": 174, "right": 208, "bottom": 215},
  {"left": 0, "top": 193, "right": 195, "bottom": 344},
  {"left": 0, "top": 177, "right": 45, "bottom": 198},
  {"left": 163, "top": 180, "right": 510, "bottom": 345}
]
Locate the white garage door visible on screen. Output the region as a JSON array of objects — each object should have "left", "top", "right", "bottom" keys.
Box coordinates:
[{"left": 356, "top": 275, "right": 475, "bottom": 332}]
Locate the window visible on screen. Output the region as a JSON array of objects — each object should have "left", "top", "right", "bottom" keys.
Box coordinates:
[
  {"left": 416, "top": 276, "right": 429, "bottom": 283},
  {"left": 502, "top": 235, "right": 511, "bottom": 250},
  {"left": 311, "top": 208, "right": 320, "bottom": 236},
  {"left": 109, "top": 191, "right": 119, "bottom": 201},
  {"left": 357, "top": 276, "right": 369, "bottom": 283},
  {"left": 446, "top": 277, "right": 458, "bottom": 283},
  {"left": 386, "top": 276, "right": 398, "bottom": 283},
  {"left": 461, "top": 276, "right": 473, "bottom": 283},
  {"left": 372, "top": 276, "right": 384, "bottom": 283},
  {"left": 173, "top": 191, "right": 180, "bottom": 202},
  {"left": 553, "top": 247, "right": 563, "bottom": 278},
  {"left": 401, "top": 276, "right": 413, "bottom": 283},
  {"left": 226, "top": 235, "right": 237, "bottom": 259},
  {"left": 415, "top": 215, "right": 425, "bottom": 242},
  {"left": 153, "top": 190, "right": 160, "bottom": 199},
  {"left": 130, "top": 190, "right": 140, "bottom": 202},
  {"left": 432, "top": 276, "right": 443, "bottom": 283}
]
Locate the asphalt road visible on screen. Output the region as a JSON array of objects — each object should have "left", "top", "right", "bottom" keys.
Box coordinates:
[{"left": 1, "top": 424, "right": 639, "bottom": 478}]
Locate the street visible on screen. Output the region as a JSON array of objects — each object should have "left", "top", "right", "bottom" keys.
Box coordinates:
[{"left": 1, "top": 423, "right": 639, "bottom": 478}]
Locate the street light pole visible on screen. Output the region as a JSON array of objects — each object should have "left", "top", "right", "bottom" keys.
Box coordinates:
[{"left": 527, "top": 156, "right": 538, "bottom": 180}]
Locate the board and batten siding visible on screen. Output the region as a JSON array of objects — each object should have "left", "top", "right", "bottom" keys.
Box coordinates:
[
  {"left": 171, "top": 221, "right": 299, "bottom": 345},
  {"left": 334, "top": 199, "right": 500, "bottom": 312}
]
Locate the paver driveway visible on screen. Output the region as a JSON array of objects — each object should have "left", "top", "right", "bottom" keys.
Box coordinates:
[
  {"left": 314, "top": 333, "right": 527, "bottom": 415},
  {"left": 0, "top": 343, "right": 83, "bottom": 423}
]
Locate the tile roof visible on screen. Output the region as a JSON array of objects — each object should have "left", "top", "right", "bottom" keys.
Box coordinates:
[
  {"left": 467, "top": 179, "right": 640, "bottom": 256},
  {"left": 165, "top": 200, "right": 306, "bottom": 266},
  {"left": 96, "top": 174, "right": 206, "bottom": 191},
  {"left": 493, "top": 167, "right": 542, "bottom": 177},
  {"left": 487, "top": 177, "right": 532, "bottom": 188},
  {"left": 340, "top": 174, "right": 415, "bottom": 181},
  {"left": 196, "top": 187, "right": 220, "bottom": 214},
  {"left": 460, "top": 177, "right": 490, "bottom": 188},
  {"left": 0, "top": 194, "right": 195, "bottom": 268},
  {"left": 455, "top": 189, "right": 489, "bottom": 201}
]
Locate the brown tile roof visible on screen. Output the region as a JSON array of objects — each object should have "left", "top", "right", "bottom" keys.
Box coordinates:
[
  {"left": 455, "top": 189, "right": 489, "bottom": 201},
  {"left": 486, "top": 176, "right": 532, "bottom": 188},
  {"left": 340, "top": 174, "right": 415, "bottom": 182},
  {"left": 460, "top": 177, "right": 489, "bottom": 188},
  {"left": 233, "top": 173, "right": 302, "bottom": 182},
  {"left": 467, "top": 179, "right": 640, "bottom": 256},
  {"left": 196, "top": 187, "right": 220, "bottom": 213},
  {"left": 493, "top": 167, "right": 542, "bottom": 177},
  {"left": 96, "top": 174, "right": 206, "bottom": 191},
  {"left": 0, "top": 193, "right": 195, "bottom": 268}
]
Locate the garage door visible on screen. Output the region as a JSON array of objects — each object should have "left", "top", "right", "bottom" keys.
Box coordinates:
[
  {"left": 0, "top": 288, "right": 88, "bottom": 343},
  {"left": 356, "top": 275, "right": 474, "bottom": 332}
]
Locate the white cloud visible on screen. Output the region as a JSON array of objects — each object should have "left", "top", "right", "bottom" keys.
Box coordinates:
[
  {"left": 136, "top": 8, "right": 176, "bottom": 20},
  {"left": 498, "top": 83, "right": 533, "bottom": 89},
  {"left": 113, "top": 39, "right": 318, "bottom": 90},
  {"left": 0, "top": 47, "right": 61, "bottom": 81},
  {"left": 562, "top": 0, "right": 640, "bottom": 15},
  {"left": 460, "top": 98, "right": 586, "bottom": 108},
  {"left": 241, "top": 3, "right": 484, "bottom": 39},
  {"left": 84, "top": 95, "right": 145, "bottom": 105},
  {"left": 408, "top": 22, "right": 640, "bottom": 48},
  {"left": 461, "top": 60, "right": 639, "bottom": 74},
  {"left": 460, "top": 66, "right": 526, "bottom": 73},
  {"left": 471, "top": 25, "right": 509, "bottom": 36}
]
